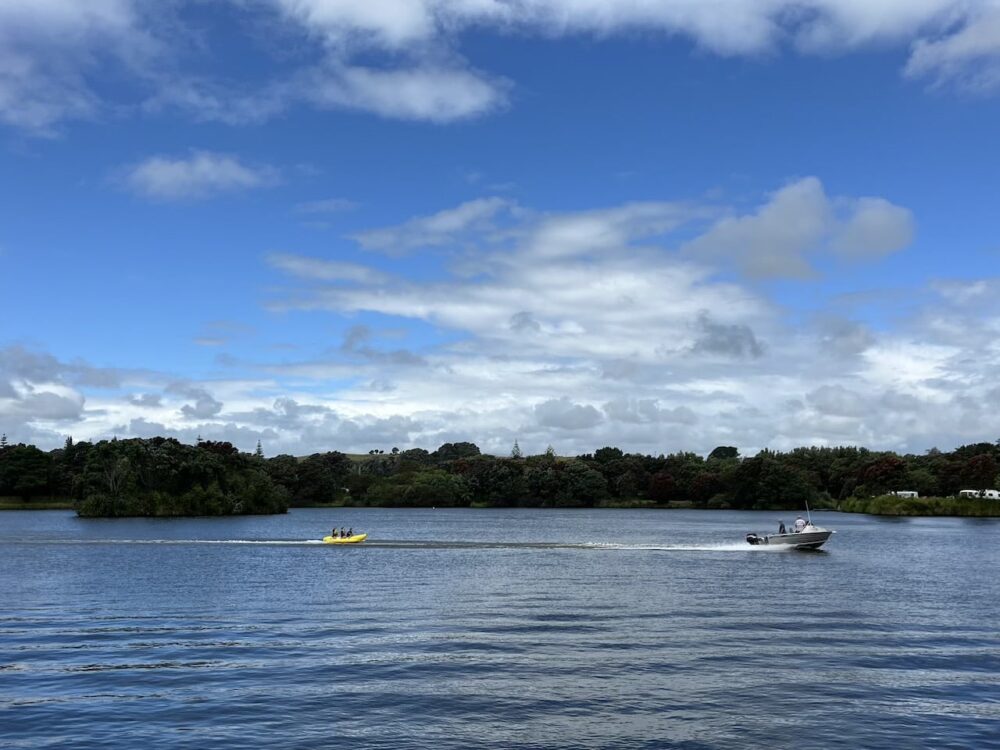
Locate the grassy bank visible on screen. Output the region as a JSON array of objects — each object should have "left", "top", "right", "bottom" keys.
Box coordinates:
[
  {"left": 836, "top": 495, "right": 1000, "bottom": 517},
  {"left": 0, "top": 498, "right": 74, "bottom": 510}
]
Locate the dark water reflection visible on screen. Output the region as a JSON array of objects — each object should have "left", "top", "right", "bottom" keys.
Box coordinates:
[{"left": 1, "top": 508, "right": 998, "bottom": 749}]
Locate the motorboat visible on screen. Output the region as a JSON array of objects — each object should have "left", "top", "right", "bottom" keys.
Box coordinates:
[
  {"left": 322, "top": 533, "right": 368, "bottom": 544},
  {"left": 745, "top": 523, "right": 833, "bottom": 550}
]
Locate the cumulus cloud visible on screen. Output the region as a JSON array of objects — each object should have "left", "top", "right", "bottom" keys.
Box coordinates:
[
  {"left": 0, "top": 344, "right": 133, "bottom": 445},
  {"left": 274, "top": 179, "right": 904, "bottom": 363},
  {"left": 252, "top": 183, "right": 1000, "bottom": 456},
  {"left": 121, "top": 151, "right": 279, "bottom": 201},
  {"left": 683, "top": 178, "right": 833, "bottom": 278},
  {"left": 831, "top": 197, "right": 915, "bottom": 259},
  {"left": 166, "top": 382, "right": 225, "bottom": 419},
  {"left": 3, "top": 187, "right": 1000, "bottom": 458},
  {"left": 683, "top": 177, "right": 913, "bottom": 278},
  {"left": 7, "top": 390, "right": 85, "bottom": 421},
  {"left": 0, "top": 344, "right": 124, "bottom": 390}
]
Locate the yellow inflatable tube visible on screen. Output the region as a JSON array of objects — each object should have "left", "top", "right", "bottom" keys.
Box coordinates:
[{"left": 322, "top": 533, "right": 368, "bottom": 544}]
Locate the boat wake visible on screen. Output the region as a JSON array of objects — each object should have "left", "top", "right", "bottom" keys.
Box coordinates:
[
  {"left": 39, "top": 539, "right": 326, "bottom": 546},
  {"left": 584, "top": 542, "right": 792, "bottom": 552},
  {"left": 38, "top": 539, "right": 789, "bottom": 551}
]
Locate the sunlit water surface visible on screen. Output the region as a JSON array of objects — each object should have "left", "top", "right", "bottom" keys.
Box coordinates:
[{"left": 2, "top": 508, "right": 998, "bottom": 749}]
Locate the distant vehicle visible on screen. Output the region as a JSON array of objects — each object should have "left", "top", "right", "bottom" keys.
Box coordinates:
[
  {"left": 958, "top": 489, "right": 1000, "bottom": 500},
  {"left": 889, "top": 490, "right": 919, "bottom": 498}
]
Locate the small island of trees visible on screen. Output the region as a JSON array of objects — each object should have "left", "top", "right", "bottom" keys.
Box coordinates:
[{"left": 2, "top": 433, "right": 1000, "bottom": 517}]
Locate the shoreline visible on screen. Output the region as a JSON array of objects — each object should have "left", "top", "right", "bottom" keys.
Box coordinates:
[{"left": 5, "top": 498, "right": 998, "bottom": 518}]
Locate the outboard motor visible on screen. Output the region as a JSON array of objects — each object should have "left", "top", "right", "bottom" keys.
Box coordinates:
[{"left": 746, "top": 532, "right": 763, "bottom": 545}]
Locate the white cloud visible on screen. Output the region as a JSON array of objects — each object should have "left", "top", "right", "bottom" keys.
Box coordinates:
[
  {"left": 905, "top": 6, "right": 1000, "bottom": 93},
  {"left": 272, "top": 0, "right": 441, "bottom": 48},
  {"left": 267, "top": 1, "right": 1000, "bottom": 94},
  {"left": 249, "top": 183, "right": 1000, "bottom": 456},
  {"left": 0, "top": 0, "right": 150, "bottom": 134},
  {"left": 354, "top": 197, "right": 514, "bottom": 253},
  {"left": 122, "top": 151, "right": 279, "bottom": 201},
  {"left": 297, "top": 63, "right": 508, "bottom": 122},
  {"left": 267, "top": 253, "right": 391, "bottom": 284},
  {"left": 266, "top": 1, "right": 973, "bottom": 58},
  {"left": 524, "top": 202, "right": 709, "bottom": 259},
  {"left": 4, "top": 2, "right": 1000, "bottom": 135}
]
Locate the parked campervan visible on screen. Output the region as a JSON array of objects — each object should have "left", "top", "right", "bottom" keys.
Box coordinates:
[{"left": 959, "top": 489, "right": 1000, "bottom": 500}]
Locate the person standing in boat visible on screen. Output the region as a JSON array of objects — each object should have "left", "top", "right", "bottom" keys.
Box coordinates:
[
  {"left": 793, "top": 516, "right": 807, "bottom": 532},
  {"left": 778, "top": 521, "right": 786, "bottom": 534}
]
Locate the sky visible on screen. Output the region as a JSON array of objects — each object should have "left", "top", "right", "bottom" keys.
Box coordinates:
[{"left": 1, "top": 0, "right": 999, "bottom": 458}]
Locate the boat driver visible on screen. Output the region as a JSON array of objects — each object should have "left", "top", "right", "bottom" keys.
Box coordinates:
[
  {"left": 778, "top": 521, "right": 786, "bottom": 534},
  {"left": 793, "top": 516, "right": 807, "bottom": 533}
]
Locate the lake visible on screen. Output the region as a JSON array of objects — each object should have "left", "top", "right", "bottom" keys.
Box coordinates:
[{"left": 2, "top": 508, "right": 999, "bottom": 749}]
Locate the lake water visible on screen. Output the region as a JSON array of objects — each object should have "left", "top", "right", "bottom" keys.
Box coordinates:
[{"left": 2, "top": 508, "right": 999, "bottom": 749}]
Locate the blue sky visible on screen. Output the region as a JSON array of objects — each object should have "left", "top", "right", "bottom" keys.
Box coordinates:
[{"left": 2, "top": 1, "right": 999, "bottom": 456}]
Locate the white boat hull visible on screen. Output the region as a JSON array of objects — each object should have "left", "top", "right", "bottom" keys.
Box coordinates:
[{"left": 746, "top": 525, "right": 834, "bottom": 550}]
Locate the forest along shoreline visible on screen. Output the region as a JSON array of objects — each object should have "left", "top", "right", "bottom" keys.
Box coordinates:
[{"left": 2, "top": 436, "right": 999, "bottom": 518}]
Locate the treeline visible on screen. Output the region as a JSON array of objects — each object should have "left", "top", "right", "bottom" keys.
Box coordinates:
[
  {"left": 298, "top": 442, "right": 1000, "bottom": 511},
  {"left": 2, "top": 435, "right": 999, "bottom": 515},
  {"left": 0, "top": 436, "right": 287, "bottom": 516}
]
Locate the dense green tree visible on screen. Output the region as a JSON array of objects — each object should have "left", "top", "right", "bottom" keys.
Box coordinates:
[
  {"left": 857, "top": 454, "right": 909, "bottom": 496},
  {"left": 647, "top": 471, "right": 678, "bottom": 504},
  {"left": 294, "top": 452, "right": 351, "bottom": 504},
  {"left": 72, "top": 438, "right": 288, "bottom": 517},
  {"left": 265, "top": 454, "right": 300, "bottom": 494},
  {"left": 593, "top": 446, "right": 624, "bottom": 463},
  {"left": 707, "top": 446, "right": 739, "bottom": 460},
  {"left": 0, "top": 444, "right": 52, "bottom": 499},
  {"left": 432, "top": 442, "right": 481, "bottom": 463},
  {"left": 452, "top": 455, "right": 525, "bottom": 505},
  {"left": 962, "top": 453, "right": 998, "bottom": 490}
]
